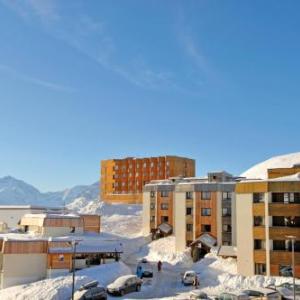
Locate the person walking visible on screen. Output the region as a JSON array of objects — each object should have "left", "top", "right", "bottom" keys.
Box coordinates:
[
  {"left": 136, "top": 265, "right": 143, "bottom": 278},
  {"left": 157, "top": 260, "right": 162, "bottom": 272}
]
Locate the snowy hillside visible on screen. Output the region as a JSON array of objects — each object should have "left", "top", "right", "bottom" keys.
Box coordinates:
[
  {"left": 241, "top": 152, "right": 300, "bottom": 179},
  {"left": 0, "top": 176, "right": 99, "bottom": 207}
]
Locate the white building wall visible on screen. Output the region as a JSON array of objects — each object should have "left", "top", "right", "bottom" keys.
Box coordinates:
[
  {"left": 0, "top": 208, "right": 44, "bottom": 228},
  {"left": 236, "top": 193, "right": 254, "bottom": 276},
  {"left": 175, "top": 192, "right": 186, "bottom": 252},
  {"left": 142, "top": 192, "right": 151, "bottom": 235},
  {"left": 1, "top": 254, "right": 47, "bottom": 289}
]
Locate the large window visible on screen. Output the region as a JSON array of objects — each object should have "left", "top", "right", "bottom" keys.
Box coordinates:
[
  {"left": 201, "top": 208, "right": 211, "bottom": 216},
  {"left": 160, "top": 191, "right": 169, "bottom": 197},
  {"left": 222, "top": 192, "right": 232, "bottom": 200},
  {"left": 223, "top": 224, "right": 232, "bottom": 233},
  {"left": 254, "top": 216, "right": 264, "bottom": 226},
  {"left": 186, "top": 207, "right": 193, "bottom": 215},
  {"left": 272, "top": 193, "right": 284, "bottom": 203},
  {"left": 201, "top": 224, "right": 211, "bottom": 232},
  {"left": 150, "top": 191, "right": 155, "bottom": 198},
  {"left": 161, "top": 203, "right": 169, "bottom": 210},
  {"left": 161, "top": 216, "right": 169, "bottom": 223},
  {"left": 186, "top": 224, "right": 193, "bottom": 232},
  {"left": 222, "top": 208, "right": 231, "bottom": 216},
  {"left": 255, "top": 263, "right": 266, "bottom": 275},
  {"left": 186, "top": 191, "right": 193, "bottom": 200},
  {"left": 254, "top": 239, "right": 265, "bottom": 250},
  {"left": 201, "top": 191, "right": 211, "bottom": 200},
  {"left": 253, "top": 193, "right": 264, "bottom": 203}
]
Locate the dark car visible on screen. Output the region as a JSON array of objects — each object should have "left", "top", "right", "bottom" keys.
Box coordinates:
[
  {"left": 107, "top": 275, "right": 142, "bottom": 296},
  {"left": 74, "top": 281, "right": 107, "bottom": 300}
]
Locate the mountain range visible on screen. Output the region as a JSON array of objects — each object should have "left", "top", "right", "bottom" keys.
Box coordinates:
[{"left": 0, "top": 176, "right": 99, "bottom": 207}]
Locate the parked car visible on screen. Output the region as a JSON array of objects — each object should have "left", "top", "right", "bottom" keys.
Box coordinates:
[
  {"left": 139, "top": 258, "right": 148, "bottom": 263},
  {"left": 74, "top": 281, "right": 107, "bottom": 300},
  {"left": 215, "top": 292, "right": 249, "bottom": 300},
  {"left": 189, "top": 289, "right": 209, "bottom": 299},
  {"left": 137, "top": 261, "right": 153, "bottom": 278},
  {"left": 242, "top": 288, "right": 281, "bottom": 300},
  {"left": 182, "top": 271, "right": 199, "bottom": 286},
  {"left": 267, "top": 282, "right": 300, "bottom": 299},
  {"left": 107, "top": 275, "right": 142, "bottom": 296}
]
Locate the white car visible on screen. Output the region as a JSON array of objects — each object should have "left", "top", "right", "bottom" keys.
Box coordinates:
[
  {"left": 242, "top": 288, "right": 281, "bottom": 300},
  {"left": 216, "top": 292, "right": 249, "bottom": 300},
  {"left": 107, "top": 275, "right": 142, "bottom": 296},
  {"left": 182, "top": 271, "right": 199, "bottom": 286}
]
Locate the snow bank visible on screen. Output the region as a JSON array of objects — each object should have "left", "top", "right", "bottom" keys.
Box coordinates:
[
  {"left": 136, "top": 236, "right": 192, "bottom": 267},
  {"left": 0, "top": 262, "right": 131, "bottom": 300},
  {"left": 241, "top": 152, "right": 300, "bottom": 179}
]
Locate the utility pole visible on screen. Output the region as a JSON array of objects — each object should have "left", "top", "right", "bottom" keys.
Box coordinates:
[
  {"left": 71, "top": 240, "right": 78, "bottom": 300},
  {"left": 286, "top": 235, "right": 296, "bottom": 300}
]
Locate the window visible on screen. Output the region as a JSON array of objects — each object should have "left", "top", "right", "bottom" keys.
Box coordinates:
[
  {"left": 70, "top": 227, "right": 75, "bottom": 233},
  {"left": 201, "top": 208, "right": 211, "bottom": 216},
  {"left": 222, "top": 208, "right": 231, "bottom": 216},
  {"left": 253, "top": 193, "right": 264, "bottom": 203},
  {"left": 122, "top": 182, "right": 125, "bottom": 187},
  {"left": 272, "top": 193, "right": 284, "bottom": 203},
  {"left": 254, "top": 216, "right": 264, "bottom": 226},
  {"left": 272, "top": 216, "right": 285, "bottom": 226},
  {"left": 114, "top": 165, "right": 119, "bottom": 171},
  {"left": 222, "top": 192, "right": 232, "bottom": 200},
  {"left": 143, "top": 162, "right": 147, "bottom": 168},
  {"left": 122, "top": 173, "right": 126, "bottom": 178},
  {"left": 150, "top": 216, "right": 155, "bottom": 222},
  {"left": 160, "top": 191, "right": 169, "bottom": 197},
  {"left": 161, "top": 203, "right": 169, "bottom": 210},
  {"left": 273, "top": 240, "right": 286, "bottom": 251},
  {"left": 161, "top": 216, "right": 169, "bottom": 223},
  {"left": 150, "top": 191, "right": 155, "bottom": 198},
  {"left": 150, "top": 203, "right": 155, "bottom": 210},
  {"left": 186, "top": 207, "right": 193, "bottom": 215},
  {"left": 223, "top": 224, "right": 231, "bottom": 232},
  {"left": 58, "top": 254, "right": 64, "bottom": 262},
  {"left": 201, "top": 191, "right": 211, "bottom": 200},
  {"left": 254, "top": 239, "right": 265, "bottom": 250},
  {"left": 186, "top": 224, "right": 193, "bottom": 232},
  {"left": 136, "top": 164, "right": 140, "bottom": 169},
  {"left": 186, "top": 191, "right": 193, "bottom": 200},
  {"left": 201, "top": 224, "right": 211, "bottom": 232},
  {"left": 150, "top": 162, "right": 154, "bottom": 167},
  {"left": 255, "top": 263, "right": 266, "bottom": 275}
]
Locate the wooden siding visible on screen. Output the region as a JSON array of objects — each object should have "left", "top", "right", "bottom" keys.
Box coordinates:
[
  {"left": 269, "top": 203, "right": 300, "bottom": 216},
  {"left": 269, "top": 226, "right": 300, "bottom": 239},
  {"left": 195, "top": 192, "right": 217, "bottom": 239},
  {"left": 156, "top": 192, "right": 173, "bottom": 227},
  {"left": 81, "top": 215, "right": 101, "bottom": 233},
  {"left": 47, "top": 253, "right": 72, "bottom": 269},
  {"left": 253, "top": 203, "right": 265, "bottom": 216},
  {"left": 44, "top": 217, "right": 83, "bottom": 227},
  {"left": 253, "top": 250, "right": 266, "bottom": 263},
  {"left": 270, "top": 251, "right": 300, "bottom": 265},
  {"left": 268, "top": 167, "right": 300, "bottom": 179},
  {"left": 269, "top": 182, "right": 300, "bottom": 192},
  {"left": 236, "top": 182, "right": 268, "bottom": 194},
  {"left": 3, "top": 240, "right": 47, "bottom": 254},
  {"left": 253, "top": 226, "right": 266, "bottom": 239}
]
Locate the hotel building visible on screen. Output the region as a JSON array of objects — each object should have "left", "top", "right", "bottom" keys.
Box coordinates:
[
  {"left": 143, "top": 171, "right": 238, "bottom": 253},
  {"left": 236, "top": 166, "right": 300, "bottom": 278},
  {"left": 101, "top": 156, "right": 195, "bottom": 204}
]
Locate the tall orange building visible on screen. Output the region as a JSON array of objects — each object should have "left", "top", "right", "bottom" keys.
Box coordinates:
[{"left": 101, "top": 156, "right": 195, "bottom": 204}]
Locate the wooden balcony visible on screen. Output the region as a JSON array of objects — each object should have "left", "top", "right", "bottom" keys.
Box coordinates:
[
  {"left": 270, "top": 251, "right": 300, "bottom": 265},
  {"left": 269, "top": 203, "right": 300, "bottom": 216},
  {"left": 253, "top": 226, "right": 266, "bottom": 239},
  {"left": 186, "top": 199, "right": 193, "bottom": 207},
  {"left": 186, "top": 215, "right": 194, "bottom": 224},
  {"left": 269, "top": 226, "right": 300, "bottom": 239},
  {"left": 253, "top": 203, "right": 265, "bottom": 216},
  {"left": 254, "top": 250, "right": 266, "bottom": 263}
]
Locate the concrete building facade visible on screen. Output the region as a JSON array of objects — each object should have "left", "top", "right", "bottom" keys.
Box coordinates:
[
  {"left": 236, "top": 167, "right": 300, "bottom": 278},
  {"left": 101, "top": 156, "right": 195, "bottom": 204},
  {"left": 143, "top": 171, "right": 238, "bottom": 253}
]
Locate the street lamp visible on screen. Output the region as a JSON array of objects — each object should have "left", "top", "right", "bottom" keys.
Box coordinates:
[
  {"left": 286, "top": 235, "right": 296, "bottom": 300},
  {"left": 69, "top": 240, "right": 81, "bottom": 300}
]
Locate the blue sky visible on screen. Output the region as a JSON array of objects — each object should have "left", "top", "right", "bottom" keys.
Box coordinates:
[{"left": 0, "top": 1, "right": 299, "bottom": 191}]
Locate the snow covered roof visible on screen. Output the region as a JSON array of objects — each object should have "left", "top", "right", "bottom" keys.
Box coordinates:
[
  {"left": 241, "top": 152, "right": 300, "bottom": 179},
  {"left": 158, "top": 223, "right": 173, "bottom": 234},
  {"left": 240, "top": 172, "right": 300, "bottom": 183},
  {"left": 192, "top": 234, "right": 217, "bottom": 248},
  {"left": 217, "top": 245, "right": 237, "bottom": 257}
]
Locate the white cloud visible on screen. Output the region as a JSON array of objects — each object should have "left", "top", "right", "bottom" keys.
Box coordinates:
[{"left": 0, "top": 64, "right": 76, "bottom": 93}]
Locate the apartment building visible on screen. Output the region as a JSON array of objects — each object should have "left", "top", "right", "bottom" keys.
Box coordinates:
[
  {"left": 143, "top": 171, "right": 238, "bottom": 253},
  {"left": 101, "top": 156, "right": 195, "bottom": 204},
  {"left": 236, "top": 166, "right": 300, "bottom": 278}
]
